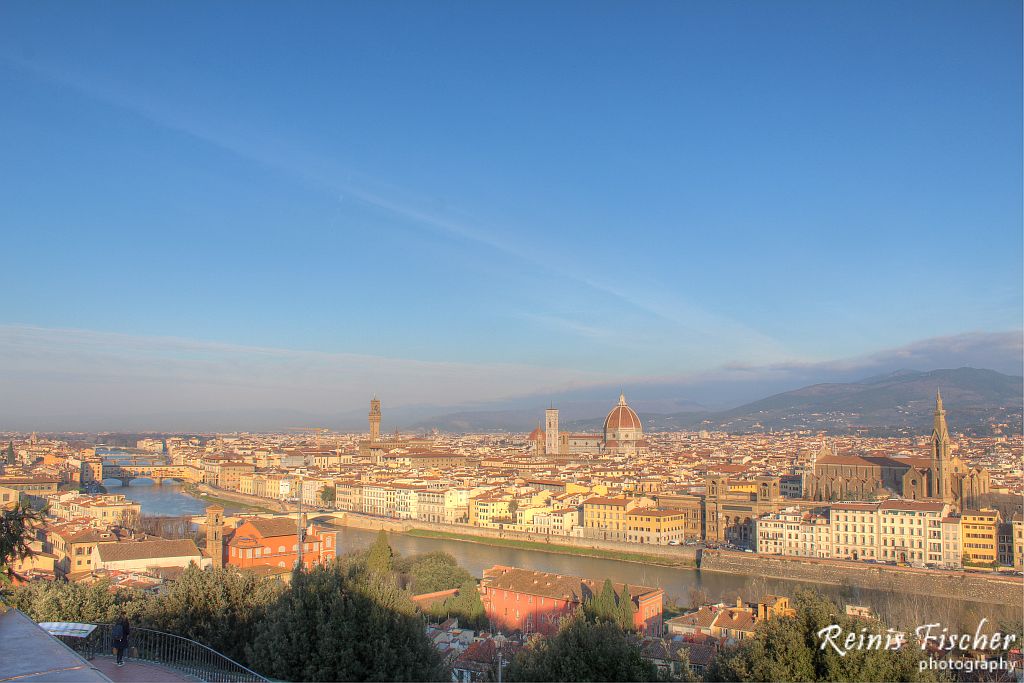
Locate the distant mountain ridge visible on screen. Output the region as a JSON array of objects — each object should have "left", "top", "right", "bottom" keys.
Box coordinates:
[{"left": 416, "top": 368, "right": 1022, "bottom": 436}]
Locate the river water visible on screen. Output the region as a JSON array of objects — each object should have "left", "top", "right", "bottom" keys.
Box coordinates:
[{"left": 97, "top": 452, "right": 1014, "bottom": 630}]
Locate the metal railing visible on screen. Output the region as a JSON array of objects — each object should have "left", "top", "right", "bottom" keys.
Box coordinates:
[{"left": 60, "top": 623, "right": 269, "bottom": 682}]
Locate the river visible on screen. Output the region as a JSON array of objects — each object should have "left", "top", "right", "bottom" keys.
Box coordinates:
[
  {"left": 96, "top": 451, "right": 1014, "bottom": 630},
  {"left": 331, "top": 526, "right": 1016, "bottom": 630}
]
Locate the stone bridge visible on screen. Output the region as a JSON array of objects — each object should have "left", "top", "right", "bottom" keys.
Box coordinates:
[{"left": 102, "top": 463, "right": 204, "bottom": 487}]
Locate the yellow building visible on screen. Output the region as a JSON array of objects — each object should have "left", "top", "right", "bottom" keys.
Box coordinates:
[
  {"left": 469, "top": 495, "right": 512, "bottom": 527},
  {"left": 0, "top": 476, "right": 60, "bottom": 496},
  {"left": 961, "top": 508, "right": 1000, "bottom": 566},
  {"left": 581, "top": 496, "right": 654, "bottom": 542},
  {"left": 625, "top": 508, "right": 688, "bottom": 545},
  {"left": 0, "top": 485, "right": 19, "bottom": 509}
]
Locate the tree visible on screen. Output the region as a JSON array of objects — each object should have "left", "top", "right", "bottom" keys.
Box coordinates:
[
  {"left": 705, "top": 589, "right": 943, "bottom": 682},
  {"left": 404, "top": 552, "right": 473, "bottom": 594},
  {"left": 585, "top": 578, "right": 620, "bottom": 624},
  {"left": 616, "top": 584, "right": 635, "bottom": 631},
  {"left": 1, "top": 500, "right": 45, "bottom": 583},
  {"left": 247, "top": 563, "right": 446, "bottom": 682},
  {"left": 366, "top": 529, "right": 394, "bottom": 576},
  {"left": 5, "top": 442, "right": 15, "bottom": 466},
  {"left": 139, "top": 564, "right": 284, "bottom": 665},
  {"left": 320, "top": 486, "right": 336, "bottom": 507},
  {"left": 425, "top": 578, "right": 486, "bottom": 630},
  {"left": 505, "top": 612, "right": 658, "bottom": 682},
  {"left": 8, "top": 577, "right": 148, "bottom": 623}
]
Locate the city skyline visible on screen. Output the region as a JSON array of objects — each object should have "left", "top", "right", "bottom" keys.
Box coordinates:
[{"left": 1, "top": 1, "right": 1021, "bottom": 424}]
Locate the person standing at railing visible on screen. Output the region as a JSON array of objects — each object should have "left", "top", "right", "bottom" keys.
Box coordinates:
[{"left": 111, "top": 613, "right": 131, "bottom": 667}]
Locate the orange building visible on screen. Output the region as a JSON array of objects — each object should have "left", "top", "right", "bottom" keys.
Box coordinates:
[
  {"left": 225, "top": 517, "right": 336, "bottom": 571},
  {"left": 479, "top": 565, "right": 663, "bottom": 636}
]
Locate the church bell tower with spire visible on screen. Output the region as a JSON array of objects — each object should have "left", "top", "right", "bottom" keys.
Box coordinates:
[{"left": 930, "top": 390, "right": 952, "bottom": 503}]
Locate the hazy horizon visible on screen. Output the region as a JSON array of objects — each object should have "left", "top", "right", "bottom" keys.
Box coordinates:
[{"left": 1, "top": 2, "right": 1021, "bottom": 431}]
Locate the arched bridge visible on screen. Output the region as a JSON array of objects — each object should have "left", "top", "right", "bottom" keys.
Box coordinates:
[{"left": 102, "top": 463, "right": 204, "bottom": 487}]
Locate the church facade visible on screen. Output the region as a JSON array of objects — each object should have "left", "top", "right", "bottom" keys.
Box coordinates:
[{"left": 802, "top": 392, "right": 990, "bottom": 511}]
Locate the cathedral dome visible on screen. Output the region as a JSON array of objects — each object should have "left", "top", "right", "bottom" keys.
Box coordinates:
[
  {"left": 604, "top": 393, "right": 642, "bottom": 433},
  {"left": 528, "top": 427, "right": 545, "bottom": 442}
]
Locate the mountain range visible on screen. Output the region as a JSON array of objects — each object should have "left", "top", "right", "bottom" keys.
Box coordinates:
[{"left": 413, "top": 368, "right": 1022, "bottom": 436}]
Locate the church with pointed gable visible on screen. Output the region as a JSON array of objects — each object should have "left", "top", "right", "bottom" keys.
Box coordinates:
[{"left": 802, "top": 391, "right": 990, "bottom": 511}]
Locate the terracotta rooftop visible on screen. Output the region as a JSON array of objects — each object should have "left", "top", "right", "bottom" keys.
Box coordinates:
[{"left": 481, "top": 565, "right": 659, "bottom": 604}]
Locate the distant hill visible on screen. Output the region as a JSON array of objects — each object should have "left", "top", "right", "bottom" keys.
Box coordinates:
[
  {"left": 415, "top": 368, "right": 1022, "bottom": 436},
  {"left": 644, "top": 367, "right": 1022, "bottom": 436}
]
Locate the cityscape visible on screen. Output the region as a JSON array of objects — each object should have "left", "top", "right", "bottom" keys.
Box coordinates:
[{"left": 1, "top": 1, "right": 1022, "bottom": 683}]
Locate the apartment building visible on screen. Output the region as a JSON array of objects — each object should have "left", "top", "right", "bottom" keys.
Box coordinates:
[
  {"left": 877, "top": 500, "right": 949, "bottom": 567},
  {"left": 626, "top": 508, "right": 689, "bottom": 545},
  {"left": 754, "top": 508, "right": 804, "bottom": 555},
  {"left": 961, "top": 509, "right": 1000, "bottom": 566},
  {"left": 831, "top": 502, "right": 879, "bottom": 561}
]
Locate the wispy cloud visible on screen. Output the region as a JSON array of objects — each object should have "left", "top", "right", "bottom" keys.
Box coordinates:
[
  {"left": 0, "top": 324, "right": 611, "bottom": 426},
  {"left": 5, "top": 55, "right": 791, "bottom": 362}
]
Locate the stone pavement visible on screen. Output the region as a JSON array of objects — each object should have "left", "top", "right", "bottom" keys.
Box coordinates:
[{"left": 93, "top": 658, "right": 194, "bottom": 682}]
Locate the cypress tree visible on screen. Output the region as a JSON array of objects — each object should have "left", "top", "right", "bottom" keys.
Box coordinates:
[
  {"left": 617, "top": 584, "right": 635, "bottom": 631},
  {"left": 366, "top": 529, "right": 393, "bottom": 576}
]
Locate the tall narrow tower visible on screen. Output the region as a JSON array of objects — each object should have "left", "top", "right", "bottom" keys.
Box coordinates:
[
  {"left": 205, "top": 504, "right": 224, "bottom": 569},
  {"left": 545, "top": 407, "right": 559, "bottom": 456},
  {"left": 931, "top": 390, "right": 951, "bottom": 502},
  {"left": 369, "top": 397, "right": 381, "bottom": 443}
]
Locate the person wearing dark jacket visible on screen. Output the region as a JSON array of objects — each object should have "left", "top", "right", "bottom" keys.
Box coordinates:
[{"left": 111, "top": 614, "right": 130, "bottom": 667}]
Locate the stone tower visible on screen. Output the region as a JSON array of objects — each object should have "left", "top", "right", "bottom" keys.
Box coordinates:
[
  {"left": 930, "top": 390, "right": 952, "bottom": 503},
  {"left": 205, "top": 504, "right": 224, "bottom": 569},
  {"left": 545, "top": 407, "right": 559, "bottom": 456},
  {"left": 369, "top": 397, "right": 381, "bottom": 443}
]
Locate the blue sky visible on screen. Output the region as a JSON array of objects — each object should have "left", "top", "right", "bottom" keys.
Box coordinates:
[{"left": 0, "top": 1, "right": 1021, "bottom": 424}]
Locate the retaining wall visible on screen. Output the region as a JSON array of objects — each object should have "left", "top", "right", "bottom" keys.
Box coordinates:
[
  {"left": 700, "top": 550, "right": 1023, "bottom": 605},
  {"left": 340, "top": 513, "right": 699, "bottom": 565}
]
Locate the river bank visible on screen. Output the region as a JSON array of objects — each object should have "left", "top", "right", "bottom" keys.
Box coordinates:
[
  {"left": 341, "top": 513, "right": 697, "bottom": 567},
  {"left": 701, "top": 549, "right": 1022, "bottom": 606},
  {"left": 184, "top": 484, "right": 282, "bottom": 514},
  {"left": 405, "top": 529, "right": 690, "bottom": 567}
]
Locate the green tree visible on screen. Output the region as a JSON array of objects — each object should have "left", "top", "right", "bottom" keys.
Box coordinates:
[
  {"left": 425, "top": 578, "right": 486, "bottom": 630},
  {"left": 705, "top": 590, "right": 944, "bottom": 682},
  {"left": 5, "top": 442, "right": 14, "bottom": 466},
  {"left": 320, "top": 487, "right": 336, "bottom": 507},
  {"left": 8, "top": 578, "right": 149, "bottom": 622},
  {"left": 366, "top": 529, "right": 394, "bottom": 576},
  {"left": 585, "top": 578, "right": 619, "bottom": 623},
  {"left": 1, "top": 500, "right": 45, "bottom": 583},
  {"left": 505, "top": 611, "right": 658, "bottom": 682},
  {"left": 139, "top": 564, "right": 284, "bottom": 665},
  {"left": 247, "top": 563, "right": 446, "bottom": 682},
  {"left": 405, "top": 552, "right": 473, "bottom": 594},
  {"left": 617, "top": 584, "right": 635, "bottom": 631}
]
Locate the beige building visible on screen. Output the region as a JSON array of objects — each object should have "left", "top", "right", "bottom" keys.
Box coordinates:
[
  {"left": 831, "top": 502, "right": 879, "bottom": 561},
  {"left": 94, "top": 538, "right": 209, "bottom": 572},
  {"left": 877, "top": 500, "right": 949, "bottom": 567}
]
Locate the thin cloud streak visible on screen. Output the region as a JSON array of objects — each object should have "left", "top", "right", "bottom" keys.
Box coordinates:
[
  {"left": 0, "top": 324, "right": 611, "bottom": 422},
  {"left": 6, "top": 55, "right": 791, "bottom": 363}
]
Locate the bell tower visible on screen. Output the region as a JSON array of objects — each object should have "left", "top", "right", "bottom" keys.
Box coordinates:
[
  {"left": 205, "top": 504, "right": 224, "bottom": 569},
  {"left": 931, "top": 390, "right": 952, "bottom": 503},
  {"left": 545, "top": 407, "right": 559, "bottom": 456},
  {"left": 369, "top": 397, "right": 381, "bottom": 443}
]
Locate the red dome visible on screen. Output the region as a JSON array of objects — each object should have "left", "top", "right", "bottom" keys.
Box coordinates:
[
  {"left": 604, "top": 394, "right": 641, "bottom": 432},
  {"left": 528, "top": 427, "right": 545, "bottom": 442}
]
